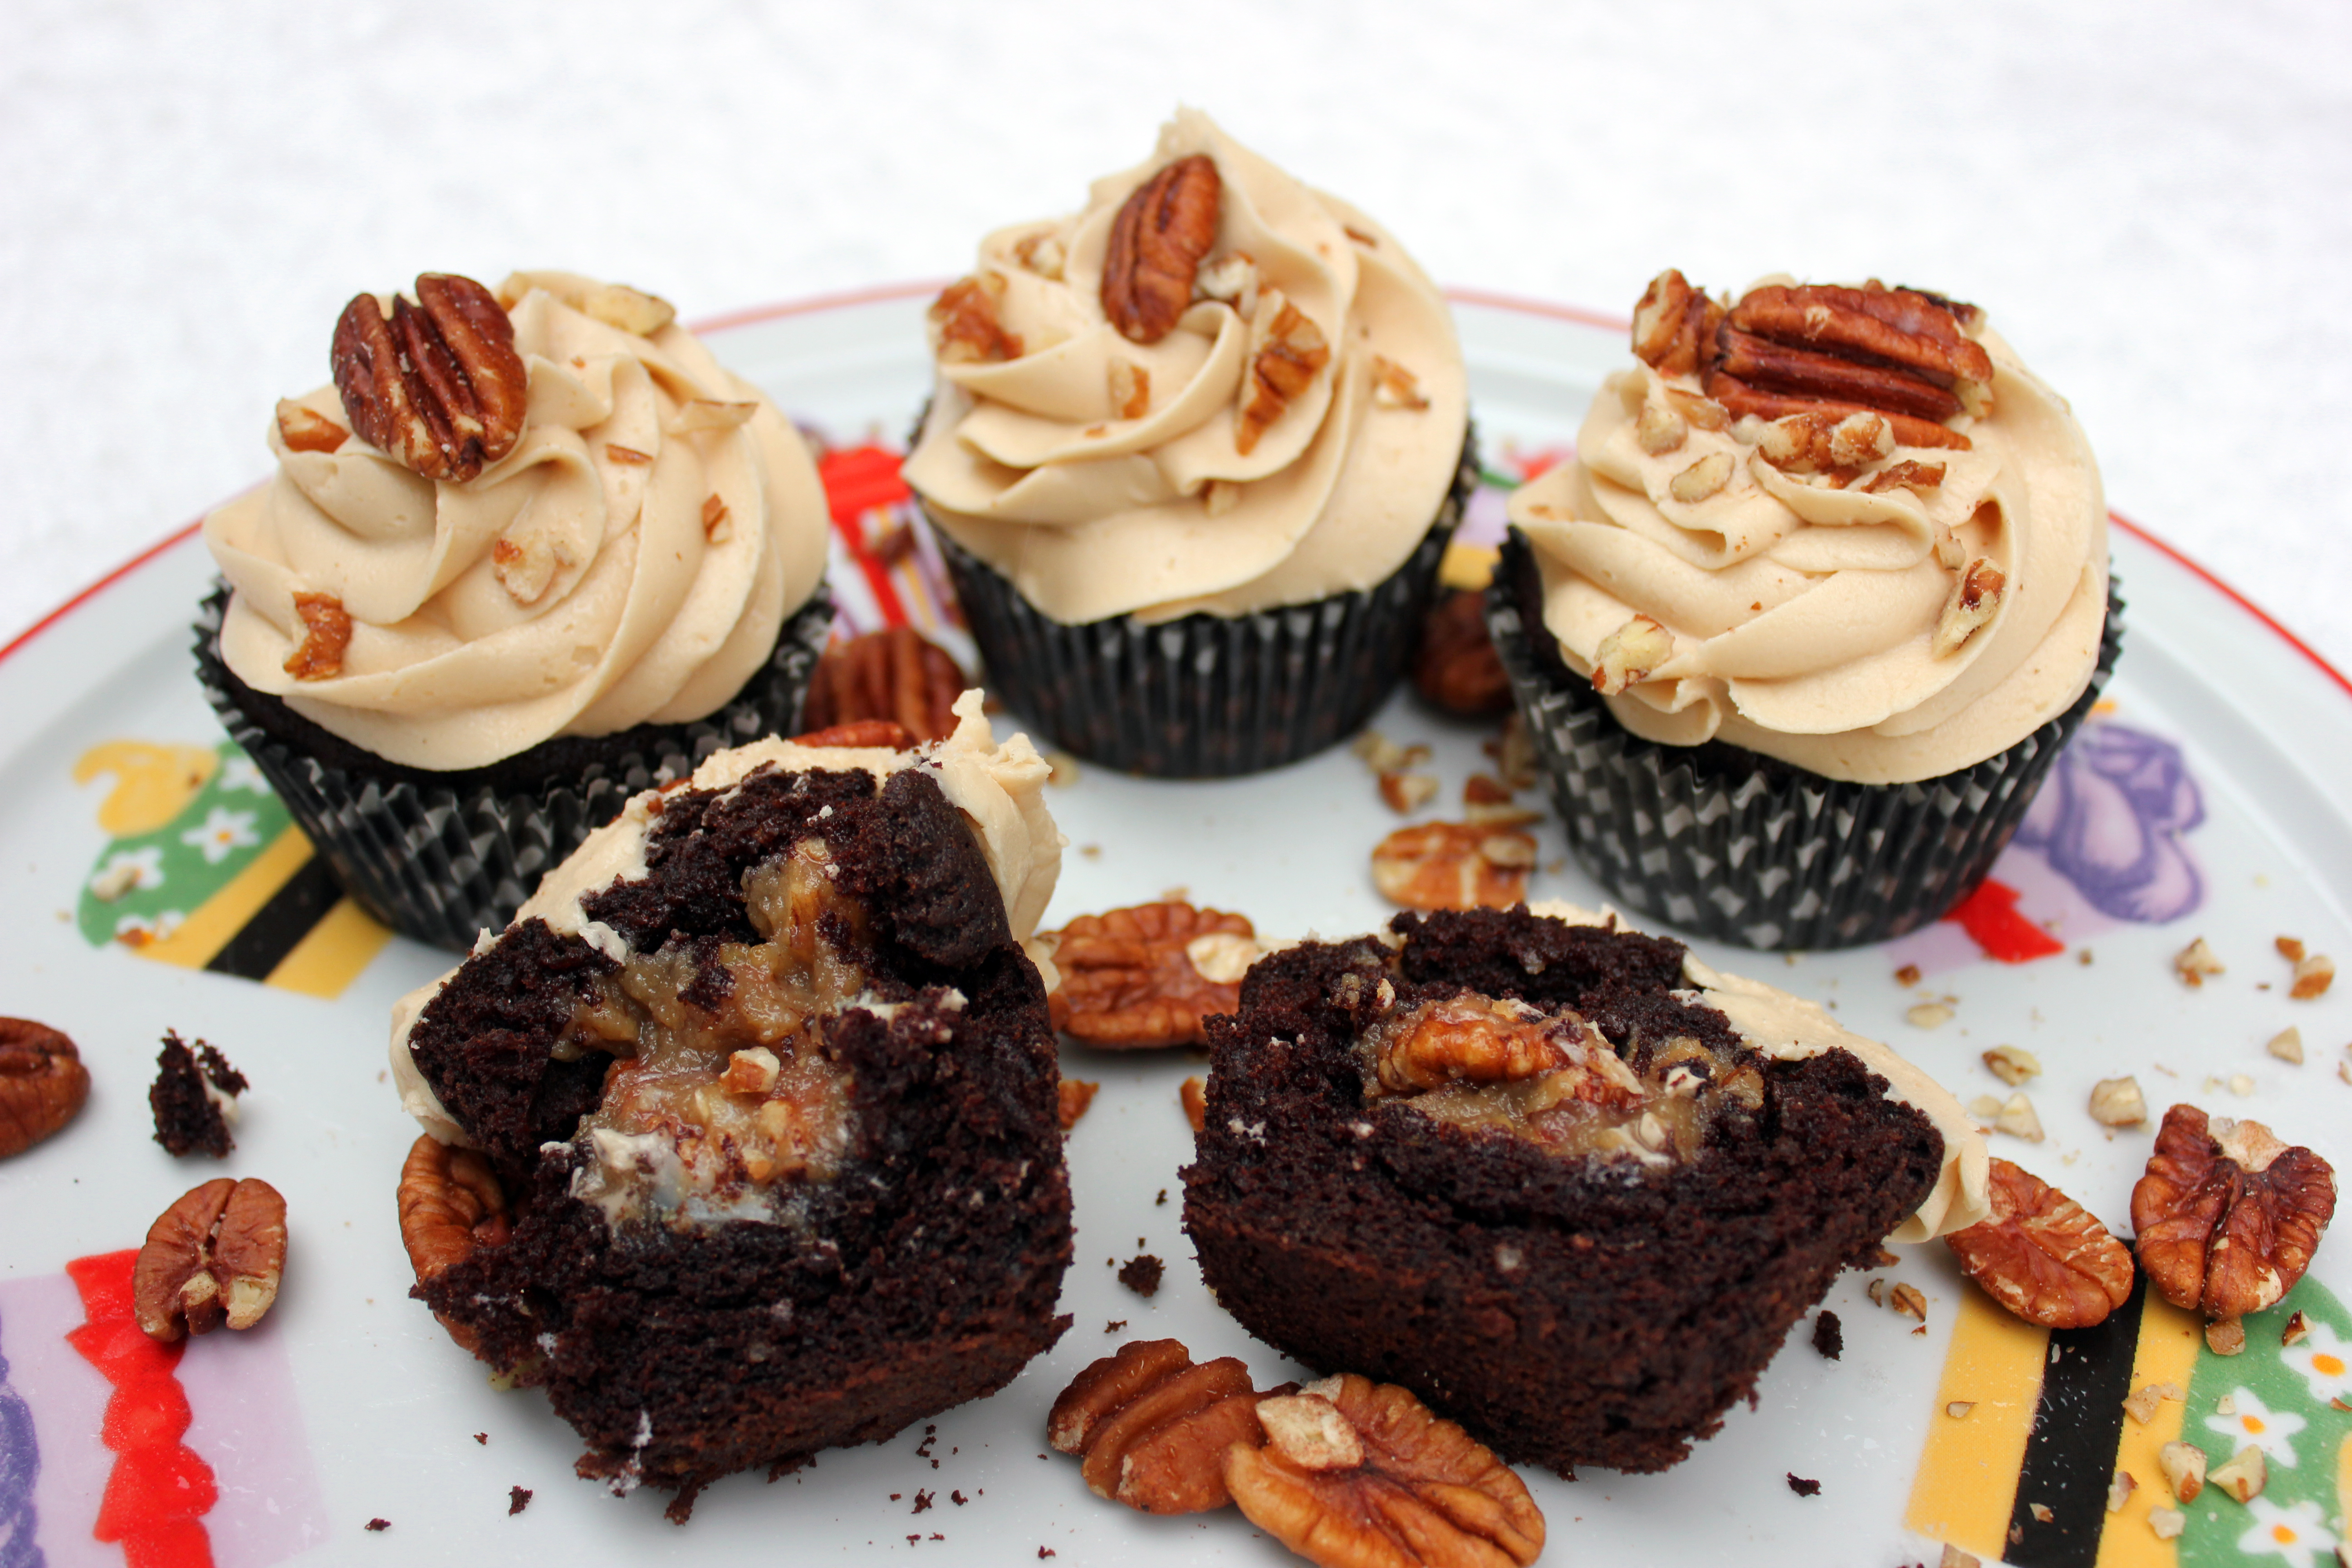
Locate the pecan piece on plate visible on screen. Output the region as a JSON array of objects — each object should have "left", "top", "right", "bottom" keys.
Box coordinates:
[
  {"left": 1102, "top": 155, "right": 1221, "bottom": 345},
  {"left": 2132, "top": 1104, "right": 2336, "bottom": 1321},
  {"left": 1945, "top": 1157, "right": 2135, "bottom": 1329},
  {"left": 134, "top": 1176, "right": 288, "bottom": 1340},
  {"left": 800, "top": 626, "right": 968, "bottom": 745},
  {"left": 1048, "top": 902, "right": 1261, "bottom": 1049},
  {"left": 0, "top": 1017, "right": 91, "bottom": 1159},
  {"left": 1413, "top": 591, "right": 1512, "bottom": 717},
  {"left": 1225, "top": 1373, "right": 1545, "bottom": 1568},
  {"left": 331, "top": 272, "right": 527, "bottom": 483},
  {"left": 1372, "top": 822, "right": 1535, "bottom": 912},
  {"left": 1048, "top": 1338, "right": 1270, "bottom": 1514}
]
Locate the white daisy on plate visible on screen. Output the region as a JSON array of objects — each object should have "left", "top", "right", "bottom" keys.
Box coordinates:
[
  {"left": 88, "top": 845, "right": 163, "bottom": 900},
  {"left": 2279, "top": 1319, "right": 2352, "bottom": 1405},
  {"left": 2236, "top": 1496, "right": 2337, "bottom": 1568},
  {"left": 2205, "top": 1386, "right": 2303, "bottom": 1467},
  {"left": 181, "top": 806, "right": 258, "bottom": 864},
  {"left": 219, "top": 754, "right": 269, "bottom": 793}
]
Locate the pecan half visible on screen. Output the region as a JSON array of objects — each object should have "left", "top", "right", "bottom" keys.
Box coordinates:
[
  {"left": 1048, "top": 1338, "right": 1268, "bottom": 1514},
  {"left": 283, "top": 591, "right": 353, "bottom": 681},
  {"left": 1371, "top": 823, "right": 1534, "bottom": 911},
  {"left": 1048, "top": 902, "right": 1259, "bottom": 1048},
  {"left": 1629, "top": 270, "right": 1723, "bottom": 381},
  {"left": 1413, "top": 591, "right": 1512, "bottom": 717},
  {"left": 1236, "top": 292, "right": 1332, "bottom": 456},
  {"left": 0, "top": 1018, "right": 90, "bottom": 1159},
  {"left": 1224, "top": 1373, "right": 1544, "bottom": 1568},
  {"left": 1102, "top": 155, "right": 1221, "bottom": 345},
  {"left": 1945, "top": 1158, "right": 2135, "bottom": 1329},
  {"left": 2132, "top": 1104, "right": 2336, "bottom": 1320},
  {"left": 331, "top": 273, "right": 527, "bottom": 483},
  {"left": 397, "top": 1133, "right": 511, "bottom": 1284},
  {"left": 134, "top": 1176, "right": 288, "bottom": 1341},
  {"left": 932, "top": 274, "right": 1023, "bottom": 364},
  {"left": 800, "top": 627, "right": 968, "bottom": 745}
]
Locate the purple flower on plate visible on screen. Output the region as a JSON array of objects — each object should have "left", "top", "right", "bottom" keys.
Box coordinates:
[
  {"left": 2013, "top": 720, "right": 2204, "bottom": 923},
  {"left": 0, "top": 1308, "right": 40, "bottom": 1568}
]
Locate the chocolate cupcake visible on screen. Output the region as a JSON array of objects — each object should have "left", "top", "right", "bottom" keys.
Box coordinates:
[
  {"left": 197, "top": 270, "right": 834, "bottom": 949},
  {"left": 1182, "top": 902, "right": 1984, "bottom": 1476},
  {"left": 1493, "top": 272, "right": 2118, "bottom": 949},
  {"left": 903, "top": 109, "right": 1473, "bottom": 776},
  {"left": 388, "top": 698, "right": 1070, "bottom": 1516}
]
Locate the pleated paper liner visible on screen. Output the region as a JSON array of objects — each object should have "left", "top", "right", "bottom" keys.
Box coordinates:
[
  {"left": 927, "top": 429, "right": 1479, "bottom": 778},
  {"left": 193, "top": 584, "right": 833, "bottom": 953},
  {"left": 1487, "top": 531, "right": 2124, "bottom": 951}
]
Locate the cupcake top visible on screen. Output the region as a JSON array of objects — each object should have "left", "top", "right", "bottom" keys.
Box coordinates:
[
  {"left": 204, "top": 270, "right": 830, "bottom": 772},
  {"left": 1508, "top": 272, "right": 2108, "bottom": 784},
  {"left": 389, "top": 692, "right": 1063, "bottom": 1149},
  {"left": 902, "top": 108, "right": 1468, "bottom": 625}
]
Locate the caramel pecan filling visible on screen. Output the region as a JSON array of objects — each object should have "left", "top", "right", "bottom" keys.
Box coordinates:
[
  {"left": 1356, "top": 992, "right": 1762, "bottom": 1165},
  {"left": 562, "top": 838, "right": 878, "bottom": 1229}
]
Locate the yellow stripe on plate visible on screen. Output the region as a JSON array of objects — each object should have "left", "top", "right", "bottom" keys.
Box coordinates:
[
  {"left": 2094, "top": 1291, "right": 2200, "bottom": 1568},
  {"left": 264, "top": 896, "right": 392, "bottom": 1000},
  {"left": 131, "top": 824, "right": 313, "bottom": 970},
  {"left": 1905, "top": 1284, "right": 2051, "bottom": 1559}
]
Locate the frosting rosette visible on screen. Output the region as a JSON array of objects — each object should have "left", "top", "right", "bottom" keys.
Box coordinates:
[
  {"left": 903, "top": 108, "right": 1468, "bottom": 625},
  {"left": 1509, "top": 271, "right": 2108, "bottom": 785},
  {"left": 203, "top": 270, "right": 829, "bottom": 772}
]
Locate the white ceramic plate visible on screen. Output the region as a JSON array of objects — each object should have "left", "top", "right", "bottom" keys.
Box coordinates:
[{"left": 2, "top": 291, "right": 2348, "bottom": 1568}]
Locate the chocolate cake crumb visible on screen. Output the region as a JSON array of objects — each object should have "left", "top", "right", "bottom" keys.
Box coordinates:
[
  {"left": 1105, "top": 1319, "right": 1127, "bottom": 1333},
  {"left": 951, "top": 1491, "right": 967, "bottom": 1505},
  {"left": 1787, "top": 1474, "right": 1821, "bottom": 1497},
  {"left": 507, "top": 1486, "right": 531, "bottom": 1515},
  {"left": 1155, "top": 1189, "right": 1167, "bottom": 1205},
  {"left": 473, "top": 1433, "right": 487, "bottom": 1445},
  {"left": 1039, "top": 1549, "right": 1057, "bottom": 1559},
  {"left": 365, "top": 1518, "right": 390, "bottom": 1532},
  {"left": 913, "top": 1490, "right": 934, "bottom": 1514},
  {"left": 1117, "top": 1254, "right": 1164, "bottom": 1297},
  {"left": 1812, "top": 1311, "right": 1843, "bottom": 1361},
  {"left": 148, "top": 1031, "right": 245, "bottom": 1157}
]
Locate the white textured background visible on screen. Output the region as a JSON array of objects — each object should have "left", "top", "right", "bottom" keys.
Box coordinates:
[{"left": 6, "top": 1, "right": 2349, "bottom": 667}]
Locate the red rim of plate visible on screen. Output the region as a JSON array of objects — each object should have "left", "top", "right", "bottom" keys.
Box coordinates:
[{"left": 8, "top": 286, "right": 2344, "bottom": 709}]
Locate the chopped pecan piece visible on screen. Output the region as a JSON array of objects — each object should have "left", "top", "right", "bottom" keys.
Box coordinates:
[
  {"left": 1370, "top": 356, "right": 1429, "bottom": 412},
  {"left": 1754, "top": 409, "right": 1895, "bottom": 480},
  {"left": 1058, "top": 1078, "right": 1099, "bottom": 1132},
  {"left": 1048, "top": 902, "right": 1259, "bottom": 1048},
  {"left": 2132, "top": 1104, "right": 2336, "bottom": 1320},
  {"left": 331, "top": 273, "right": 527, "bottom": 482},
  {"left": 1108, "top": 358, "right": 1152, "bottom": 421},
  {"left": 2173, "top": 936, "right": 2225, "bottom": 987},
  {"left": 1933, "top": 559, "right": 2005, "bottom": 657},
  {"left": 1181, "top": 1075, "right": 1207, "bottom": 1134},
  {"left": 0, "top": 1018, "right": 90, "bottom": 1159},
  {"left": 1371, "top": 823, "right": 1534, "bottom": 911},
  {"left": 1667, "top": 451, "right": 1733, "bottom": 503},
  {"left": 275, "top": 399, "right": 348, "bottom": 454},
  {"left": 134, "top": 1176, "right": 287, "bottom": 1340},
  {"left": 932, "top": 274, "right": 1023, "bottom": 364},
  {"left": 1224, "top": 1373, "right": 1544, "bottom": 1568},
  {"left": 2290, "top": 951, "right": 2336, "bottom": 999},
  {"left": 1102, "top": 155, "right": 1221, "bottom": 345},
  {"left": 1413, "top": 591, "right": 1511, "bottom": 717},
  {"left": 283, "top": 591, "right": 353, "bottom": 680},
  {"left": 1860, "top": 460, "right": 1946, "bottom": 495},
  {"left": 1945, "top": 1158, "right": 2135, "bottom": 1329},
  {"left": 800, "top": 627, "right": 968, "bottom": 745},
  {"left": 2088, "top": 1076, "right": 2148, "bottom": 1127},
  {"left": 1629, "top": 269, "right": 1723, "bottom": 380},
  {"left": 1047, "top": 1338, "right": 1268, "bottom": 1514},
  {"left": 1236, "top": 293, "right": 1332, "bottom": 455},
  {"left": 1592, "top": 614, "right": 1674, "bottom": 696}
]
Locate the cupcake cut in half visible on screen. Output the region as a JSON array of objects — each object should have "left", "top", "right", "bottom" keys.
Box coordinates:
[
  {"left": 1182, "top": 901, "right": 1985, "bottom": 1477},
  {"left": 903, "top": 108, "right": 1475, "bottom": 776},
  {"left": 388, "top": 696, "right": 1070, "bottom": 1517},
  {"left": 198, "top": 270, "right": 834, "bottom": 949},
  {"left": 1491, "top": 272, "right": 2118, "bottom": 948}
]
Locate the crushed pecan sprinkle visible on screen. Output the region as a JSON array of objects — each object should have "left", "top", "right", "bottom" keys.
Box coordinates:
[
  {"left": 1372, "top": 822, "right": 1535, "bottom": 911},
  {"left": 275, "top": 399, "right": 348, "bottom": 454},
  {"left": 283, "top": 591, "right": 353, "bottom": 680},
  {"left": 1235, "top": 294, "right": 1331, "bottom": 455},
  {"left": 331, "top": 272, "right": 528, "bottom": 482},
  {"left": 1047, "top": 902, "right": 1260, "bottom": 1048},
  {"left": 2132, "top": 1105, "right": 2336, "bottom": 1322},
  {"left": 932, "top": 274, "right": 1023, "bottom": 364},
  {"left": 800, "top": 626, "right": 968, "bottom": 745},
  {"left": 1102, "top": 156, "right": 1221, "bottom": 345},
  {"left": 1945, "top": 1158, "right": 2135, "bottom": 1329}
]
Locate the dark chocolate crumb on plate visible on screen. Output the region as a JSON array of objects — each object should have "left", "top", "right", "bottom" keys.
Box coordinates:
[
  {"left": 473, "top": 1433, "right": 487, "bottom": 1446},
  {"left": 149, "top": 1031, "right": 245, "bottom": 1157},
  {"left": 1105, "top": 1319, "right": 1127, "bottom": 1333},
  {"left": 1787, "top": 1474, "right": 1821, "bottom": 1497},
  {"left": 365, "top": 1519, "right": 390, "bottom": 1532},
  {"left": 951, "top": 1491, "right": 967, "bottom": 1505},
  {"left": 1812, "top": 1310, "right": 1843, "bottom": 1360},
  {"left": 1039, "top": 1549, "right": 1057, "bottom": 1559},
  {"left": 507, "top": 1486, "right": 531, "bottom": 1516},
  {"left": 913, "top": 1490, "right": 933, "bottom": 1514},
  {"left": 1117, "top": 1254, "right": 1164, "bottom": 1297}
]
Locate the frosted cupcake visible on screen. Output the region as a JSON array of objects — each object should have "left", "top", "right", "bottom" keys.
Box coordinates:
[
  {"left": 903, "top": 108, "right": 1473, "bottom": 776},
  {"left": 1490, "top": 272, "right": 2119, "bottom": 949},
  {"left": 196, "top": 270, "right": 833, "bottom": 949}
]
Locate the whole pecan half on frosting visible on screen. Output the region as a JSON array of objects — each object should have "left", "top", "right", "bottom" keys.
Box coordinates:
[
  {"left": 331, "top": 272, "right": 528, "bottom": 483},
  {"left": 1102, "top": 155, "right": 1221, "bottom": 345}
]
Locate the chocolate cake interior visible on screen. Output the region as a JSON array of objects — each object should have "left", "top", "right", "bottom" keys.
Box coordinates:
[
  {"left": 406, "top": 764, "right": 1071, "bottom": 1514},
  {"left": 1183, "top": 906, "right": 1942, "bottom": 1476}
]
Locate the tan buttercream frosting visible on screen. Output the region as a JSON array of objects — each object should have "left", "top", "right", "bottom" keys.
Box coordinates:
[
  {"left": 206, "top": 270, "right": 829, "bottom": 772},
  {"left": 902, "top": 108, "right": 1468, "bottom": 625},
  {"left": 391, "top": 692, "right": 1064, "bottom": 1146},
  {"left": 1528, "top": 900, "right": 1988, "bottom": 1241},
  {"left": 1509, "top": 278, "right": 2107, "bottom": 785}
]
